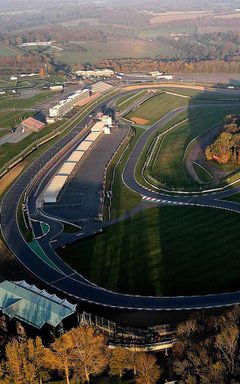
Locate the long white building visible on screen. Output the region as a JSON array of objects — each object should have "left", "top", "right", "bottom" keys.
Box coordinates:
[
  {"left": 75, "top": 69, "right": 115, "bottom": 77},
  {"left": 49, "top": 89, "right": 90, "bottom": 118},
  {"left": 49, "top": 99, "right": 74, "bottom": 118}
]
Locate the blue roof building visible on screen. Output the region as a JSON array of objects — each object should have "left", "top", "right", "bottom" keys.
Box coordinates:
[{"left": 0, "top": 280, "right": 77, "bottom": 329}]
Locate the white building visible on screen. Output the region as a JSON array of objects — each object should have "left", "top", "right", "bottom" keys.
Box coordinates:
[
  {"left": 75, "top": 69, "right": 115, "bottom": 77},
  {"left": 68, "top": 89, "right": 90, "bottom": 104},
  {"left": 50, "top": 85, "right": 64, "bottom": 92},
  {"left": 101, "top": 115, "right": 112, "bottom": 126},
  {"left": 19, "top": 41, "right": 52, "bottom": 47},
  {"left": 149, "top": 71, "right": 163, "bottom": 77},
  {"left": 104, "top": 126, "right": 111, "bottom": 135},
  {"left": 157, "top": 74, "right": 173, "bottom": 80},
  {"left": 49, "top": 89, "right": 90, "bottom": 117},
  {"left": 49, "top": 99, "right": 74, "bottom": 118}
]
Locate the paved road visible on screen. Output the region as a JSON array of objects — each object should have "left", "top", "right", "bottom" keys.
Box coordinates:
[{"left": 3, "top": 86, "right": 240, "bottom": 314}]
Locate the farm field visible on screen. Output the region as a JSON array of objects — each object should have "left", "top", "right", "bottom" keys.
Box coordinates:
[
  {"left": 59, "top": 205, "right": 240, "bottom": 297},
  {"left": 0, "top": 46, "right": 21, "bottom": 57},
  {"left": 138, "top": 25, "right": 196, "bottom": 38},
  {"left": 58, "top": 37, "right": 178, "bottom": 65}
]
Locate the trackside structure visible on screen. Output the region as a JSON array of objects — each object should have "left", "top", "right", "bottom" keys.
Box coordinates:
[
  {"left": 43, "top": 116, "right": 112, "bottom": 203},
  {"left": 49, "top": 89, "right": 90, "bottom": 118},
  {"left": 0, "top": 280, "right": 77, "bottom": 330}
]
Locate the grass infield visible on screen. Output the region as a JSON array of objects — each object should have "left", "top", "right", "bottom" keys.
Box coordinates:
[
  {"left": 150, "top": 105, "right": 240, "bottom": 188},
  {"left": 59, "top": 205, "right": 240, "bottom": 297},
  {"left": 126, "top": 93, "right": 188, "bottom": 125}
]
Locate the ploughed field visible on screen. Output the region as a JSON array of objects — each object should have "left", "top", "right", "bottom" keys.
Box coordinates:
[{"left": 59, "top": 206, "right": 240, "bottom": 297}]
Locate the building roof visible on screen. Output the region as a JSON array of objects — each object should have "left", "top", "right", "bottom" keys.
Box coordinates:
[
  {"left": 91, "top": 81, "right": 114, "bottom": 93},
  {"left": 21, "top": 117, "right": 45, "bottom": 131},
  {"left": 0, "top": 281, "right": 77, "bottom": 329}
]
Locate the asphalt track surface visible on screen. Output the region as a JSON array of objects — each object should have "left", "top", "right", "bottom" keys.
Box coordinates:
[{"left": 3, "top": 86, "right": 240, "bottom": 313}]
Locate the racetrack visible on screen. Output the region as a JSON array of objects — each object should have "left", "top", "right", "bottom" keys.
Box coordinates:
[{"left": 2, "top": 84, "right": 240, "bottom": 322}]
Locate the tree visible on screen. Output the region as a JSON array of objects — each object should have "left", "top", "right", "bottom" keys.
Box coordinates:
[
  {"left": 134, "top": 353, "right": 160, "bottom": 384},
  {"left": 109, "top": 347, "right": 132, "bottom": 378},
  {"left": 27, "top": 337, "right": 50, "bottom": 384},
  {"left": 177, "top": 318, "right": 198, "bottom": 338},
  {"left": 5, "top": 337, "right": 48, "bottom": 384},
  {"left": 215, "top": 326, "right": 239, "bottom": 375},
  {"left": 44, "top": 332, "right": 75, "bottom": 384},
  {"left": 69, "top": 326, "right": 109, "bottom": 383},
  {"left": 5, "top": 339, "right": 28, "bottom": 384}
]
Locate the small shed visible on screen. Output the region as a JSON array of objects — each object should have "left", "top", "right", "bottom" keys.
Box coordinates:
[{"left": 20, "top": 117, "right": 45, "bottom": 132}]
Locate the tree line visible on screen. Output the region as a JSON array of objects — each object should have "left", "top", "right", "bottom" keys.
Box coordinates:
[
  {"left": 96, "top": 58, "right": 240, "bottom": 73},
  {"left": 0, "top": 55, "right": 43, "bottom": 72},
  {"left": 1, "top": 305, "right": 240, "bottom": 383},
  {"left": 172, "top": 306, "right": 240, "bottom": 384},
  {"left": 205, "top": 115, "right": 240, "bottom": 164},
  {"left": 0, "top": 326, "right": 161, "bottom": 384},
  {"left": 158, "top": 31, "right": 240, "bottom": 61}
]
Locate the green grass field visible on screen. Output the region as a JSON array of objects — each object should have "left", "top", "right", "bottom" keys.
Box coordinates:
[
  {"left": 138, "top": 25, "right": 196, "bottom": 38},
  {"left": 150, "top": 105, "right": 240, "bottom": 188},
  {"left": 109, "top": 128, "right": 143, "bottom": 218},
  {"left": 0, "top": 92, "right": 51, "bottom": 109},
  {"left": 0, "top": 46, "right": 21, "bottom": 57},
  {"left": 126, "top": 93, "right": 188, "bottom": 125},
  {"left": 0, "top": 111, "right": 34, "bottom": 128},
  {"left": 58, "top": 38, "right": 177, "bottom": 65},
  {"left": 0, "top": 129, "right": 9, "bottom": 138},
  {"left": 158, "top": 88, "right": 240, "bottom": 100},
  {"left": 117, "top": 90, "right": 148, "bottom": 112},
  {"left": 0, "top": 121, "right": 61, "bottom": 169},
  {"left": 59, "top": 205, "right": 240, "bottom": 296}
]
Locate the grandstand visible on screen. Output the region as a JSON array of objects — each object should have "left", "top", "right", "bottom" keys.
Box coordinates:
[{"left": 91, "top": 81, "right": 114, "bottom": 94}]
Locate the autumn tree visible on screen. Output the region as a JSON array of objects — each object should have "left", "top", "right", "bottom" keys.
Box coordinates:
[
  {"left": 69, "top": 326, "right": 110, "bottom": 383},
  {"left": 109, "top": 347, "right": 132, "bottom": 378},
  {"left": 4, "top": 337, "right": 47, "bottom": 384},
  {"left": 44, "top": 332, "right": 76, "bottom": 384},
  {"left": 134, "top": 352, "right": 161, "bottom": 384},
  {"left": 215, "top": 326, "right": 239, "bottom": 375}
]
